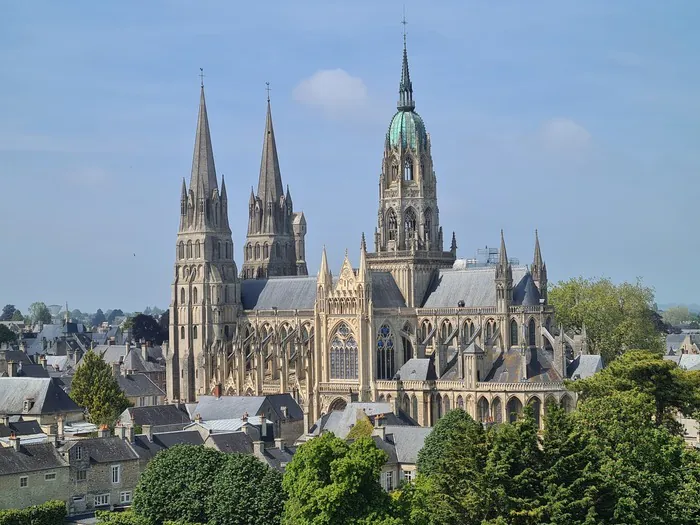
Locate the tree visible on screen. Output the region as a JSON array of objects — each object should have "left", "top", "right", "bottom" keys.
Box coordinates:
[
  {"left": 207, "top": 453, "right": 285, "bottom": 525},
  {"left": 92, "top": 308, "right": 106, "bottom": 326},
  {"left": 107, "top": 309, "right": 124, "bottom": 324},
  {"left": 130, "top": 313, "right": 166, "bottom": 344},
  {"left": 347, "top": 411, "right": 374, "bottom": 439},
  {"left": 568, "top": 349, "right": 700, "bottom": 435},
  {"left": 0, "top": 325, "right": 17, "bottom": 345},
  {"left": 10, "top": 309, "right": 23, "bottom": 322},
  {"left": 0, "top": 304, "right": 16, "bottom": 321},
  {"left": 69, "top": 349, "right": 131, "bottom": 426},
  {"left": 282, "top": 433, "right": 397, "bottom": 525},
  {"left": 28, "top": 301, "right": 52, "bottom": 325},
  {"left": 133, "top": 445, "right": 226, "bottom": 524},
  {"left": 663, "top": 305, "right": 692, "bottom": 327},
  {"left": 549, "top": 277, "right": 663, "bottom": 363},
  {"left": 158, "top": 310, "right": 169, "bottom": 342}
]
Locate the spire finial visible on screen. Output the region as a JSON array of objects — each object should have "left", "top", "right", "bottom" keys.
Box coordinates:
[
  {"left": 199, "top": 68, "right": 205, "bottom": 88},
  {"left": 265, "top": 81, "right": 271, "bottom": 103},
  {"left": 401, "top": 6, "right": 407, "bottom": 45}
]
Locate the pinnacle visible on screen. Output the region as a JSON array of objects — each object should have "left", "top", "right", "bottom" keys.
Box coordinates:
[{"left": 189, "top": 85, "right": 218, "bottom": 196}]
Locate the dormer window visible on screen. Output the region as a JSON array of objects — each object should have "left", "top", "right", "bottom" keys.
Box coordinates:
[
  {"left": 75, "top": 446, "right": 83, "bottom": 460},
  {"left": 23, "top": 398, "right": 34, "bottom": 412}
]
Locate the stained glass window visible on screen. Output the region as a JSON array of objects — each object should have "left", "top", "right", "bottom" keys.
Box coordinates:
[
  {"left": 330, "top": 323, "right": 358, "bottom": 380},
  {"left": 376, "top": 324, "right": 395, "bottom": 380}
]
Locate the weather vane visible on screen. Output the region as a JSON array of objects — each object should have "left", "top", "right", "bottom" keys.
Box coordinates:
[
  {"left": 401, "top": 6, "right": 407, "bottom": 42},
  {"left": 199, "top": 68, "right": 205, "bottom": 88}
]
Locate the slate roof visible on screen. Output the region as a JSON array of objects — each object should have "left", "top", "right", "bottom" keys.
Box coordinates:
[
  {"left": 0, "top": 442, "right": 67, "bottom": 475},
  {"left": 0, "top": 420, "right": 43, "bottom": 438},
  {"left": 117, "top": 374, "right": 165, "bottom": 398},
  {"left": 131, "top": 431, "right": 204, "bottom": 461},
  {"left": 371, "top": 435, "right": 398, "bottom": 464},
  {"left": 62, "top": 437, "right": 139, "bottom": 463},
  {"left": 0, "top": 350, "right": 32, "bottom": 365},
  {"left": 14, "top": 363, "right": 50, "bottom": 378},
  {"left": 371, "top": 272, "right": 407, "bottom": 308},
  {"left": 46, "top": 355, "right": 70, "bottom": 371},
  {"left": 567, "top": 354, "right": 603, "bottom": 379},
  {"left": 395, "top": 358, "right": 437, "bottom": 381},
  {"left": 206, "top": 432, "right": 253, "bottom": 454},
  {"left": 484, "top": 348, "right": 562, "bottom": 383},
  {"left": 262, "top": 445, "right": 297, "bottom": 472},
  {"left": 241, "top": 276, "right": 317, "bottom": 310},
  {"left": 310, "top": 403, "right": 410, "bottom": 439},
  {"left": 193, "top": 394, "right": 303, "bottom": 422},
  {"left": 512, "top": 273, "right": 541, "bottom": 306},
  {"left": 0, "top": 378, "right": 82, "bottom": 415},
  {"left": 123, "top": 405, "right": 190, "bottom": 427},
  {"left": 665, "top": 354, "right": 700, "bottom": 371},
  {"left": 384, "top": 425, "right": 433, "bottom": 464},
  {"left": 422, "top": 266, "right": 528, "bottom": 308}
]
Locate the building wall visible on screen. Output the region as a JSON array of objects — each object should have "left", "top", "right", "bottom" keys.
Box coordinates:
[
  {"left": 68, "top": 459, "right": 140, "bottom": 514},
  {"left": 0, "top": 467, "right": 69, "bottom": 510}
]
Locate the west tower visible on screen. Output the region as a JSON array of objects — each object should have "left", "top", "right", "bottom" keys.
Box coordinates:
[{"left": 168, "top": 84, "right": 241, "bottom": 403}]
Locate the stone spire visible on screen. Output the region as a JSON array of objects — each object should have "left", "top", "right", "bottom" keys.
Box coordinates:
[
  {"left": 533, "top": 229, "right": 543, "bottom": 268},
  {"left": 497, "top": 229, "right": 508, "bottom": 269},
  {"left": 532, "top": 229, "right": 548, "bottom": 301},
  {"left": 318, "top": 246, "right": 332, "bottom": 285},
  {"left": 398, "top": 32, "right": 415, "bottom": 111},
  {"left": 359, "top": 233, "right": 368, "bottom": 277},
  {"left": 189, "top": 85, "right": 218, "bottom": 197},
  {"left": 495, "top": 230, "right": 513, "bottom": 312},
  {"left": 221, "top": 174, "right": 227, "bottom": 201},
  {"left": 257, "top": 98, "right": 284, "bottom": 204}
]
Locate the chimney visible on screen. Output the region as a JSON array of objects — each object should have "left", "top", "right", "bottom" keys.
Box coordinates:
[
  {"left": 8, "top": 361, "right": 17, "bottom": 377},
  {"left": 111, "top": 362, "right": 120, "bottom": 378},
  {"left": 260, "top": 416, "right": 267, "bottom": 438},
  {"left": 128, "top": 425, "right": 135, "bottom": 443},
  {"left": 241, "top": 411, "right": 248, "bottom": 423},
  {"left": 372, "top": 416, "right": 386, "bottom": 441},
  {"left": 252, "top": 440, "right": 265, "bottom": 457},
  {"left": 141, "top": 342, "right": 148, "bottom": 362},
  {"left": 274, "top": 437, "right": 285, "bottom": 450},
  {"left": 57, "top": 415, "right": 65, "bottom": 440},
  {"left": 114, "top": 424, "right": 126, "bottom": 440},
  {"left": 97, "top": 425, "right": 110, "bottom": 438},
  {"left": 48, "top": 433, "right": 58, "bottom": 447},
  {"left": 142, "top": 424, "right": 153, "bottom": 441},
  {"left": 194, "top": 413, "right": 202, "bottom": 423},
  {"left": 39, "top": 355, "right": 48, "bottom": 370},
  {"left": 9, "top": 432, "right": 20, "bottom": 452},
  {"left": 213, "top": 383, "right": 222, "bottom": 399}
]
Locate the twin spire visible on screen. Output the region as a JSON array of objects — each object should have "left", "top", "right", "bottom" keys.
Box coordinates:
[
  {"left": 257, "top": 97, "right": 284, "bottom": 203},
  {"left": 189, "top": 85, "right": 219, "bottom": 196}
]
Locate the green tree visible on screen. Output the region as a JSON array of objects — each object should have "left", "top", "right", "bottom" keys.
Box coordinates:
[
  {"left": 0, "top": 325, "right": 16, "bottom": 345},
  {"left": 0, "top": 304, "right": 16, "bottom": 321},
  {"left": 92, "top": 308, "right": 106, "bottom": 326},
  {"left": 69, "top": 349, "right": 130, "bottom": 426},
  {"left": 568, "top": 349, "right": 700, "bottom": 435},
  {"left": 28, "top": 301, "right": 52, "bottom": 325},
  {"left": 10, "top": 309, "right": 23, "bottom": 322},
  {"left": 107, "top": 308, "right": 124, "bottom": 324},
  {"left": 96, "top": 510, "right": 150, "bottom": 524},
  {"left": 130, "top": 313, "right": 166, "bottom": 344},
  {"left": 207, "top": 454, "right": 285, "bottom": 525},
  {"left": 282, "top": 433, "right": 396, "bottom": 525},
  {"left": 662, "top": 305, "right": 692, "bottom": 327},
  {"left": 549, "top": 277, "right": 663, "bottom": 363},
  {"left": 346, "top": 411, "right": 374, "bottom": 440},
  {"left": 133, "top": 445, "right": 226, "bottom": 524}
]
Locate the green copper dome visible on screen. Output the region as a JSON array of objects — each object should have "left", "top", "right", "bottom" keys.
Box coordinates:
[{"left": 388, "top": 110, "right": 427, "bottom": 150}]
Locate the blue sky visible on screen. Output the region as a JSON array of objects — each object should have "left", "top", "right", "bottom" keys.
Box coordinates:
[{"left": 1, "top": 1, "right": 698, "bottom": 313}]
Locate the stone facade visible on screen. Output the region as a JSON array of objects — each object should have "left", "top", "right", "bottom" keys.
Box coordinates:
[{"left": 167, "top": 37, "right": 594, "bottom": 429}]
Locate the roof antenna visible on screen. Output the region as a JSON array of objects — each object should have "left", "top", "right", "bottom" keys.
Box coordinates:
[{"left": 199, "top": 68, "right": 205, "bottom": 88}]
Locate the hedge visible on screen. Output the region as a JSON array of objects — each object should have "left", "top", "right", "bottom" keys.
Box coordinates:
[{"left": 0, "top": 500, "right": 66, "bottom": 525}]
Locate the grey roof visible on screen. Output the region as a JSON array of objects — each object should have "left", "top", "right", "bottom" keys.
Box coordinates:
[
  {"left": 371, "top": 272, "right": 406, "bottom": 308},
  {"left": 0, "top": 378, "right": 82, "bottom": 416},
  {"left": 0, "top": 420, "right": 43, "bottom": 438},
  {"left": 484, "top": 348, "right": 563, "bottom": 383},
  {"left": 311, "top": 403, "right": 401, "bottom": 439},
  {"left": 371, "top": 435, "right": 398, "bottom": 464},
  {"left": 14, "top": 363, "right": 50, "bottom": 378},
  {"left": 395, "top": 358, "right": 437, "bottom": 381},
  {"left": 664, "top": 354, "right": 700, "bottom": 371},
  {"left": 567, "top": 354, "right": 603, "bottom": 379},
  {"left": 117, "top": 374, "right": 165, "bottom": 398},
  {"left": 62, "top": 437, "right": 139, "bottom": 463},
  {"left": 0, "top": 350, "right": 32, "bottom": 365},
  {"left": 241, "top": 276, "right": 317, "bottom": 310},
  {"left": 384, "top": 425, "right": 432, "bottom": 464},
  {"left": 132, "top": 430, "right": 204, "bottom": 460},
  {"left": 512, "top": 272, "right": 541, "bottom": 306},
  {"left": 262, "top": 445, "right": 297, "bottom": 472},
  {"left": 193, "top": 394, "right": 302, "bottom": 422},
  {"left": 206, "top": 432, "right": 253, "bottom": 454},
  {"left": 46, "top": 355, "right": 70, "bottom": 371},
  {"left": 123, "top": 405, "right": 191, "bottom": 427},
  {"left": 422, "top": 266, "right": 528, "bottom": 308},
  {"left": 0, "top": 442, "right": 67, "bottom": 475},
  {"left": 263, "top": 393, "right": 304, "bottom": 421}
]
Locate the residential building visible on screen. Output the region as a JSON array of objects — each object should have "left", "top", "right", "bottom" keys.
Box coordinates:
[{"left": 0, "top": 377, "right": 84, "bottom": 426}]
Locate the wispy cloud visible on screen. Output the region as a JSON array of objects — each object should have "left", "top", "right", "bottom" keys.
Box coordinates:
[{"left": 293, "top": 69, "right": 369, "bottom": 119}]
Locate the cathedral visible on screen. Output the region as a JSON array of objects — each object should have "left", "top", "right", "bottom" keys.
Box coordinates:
[{"left": 166, "top": 37, "right": 593, "bottom": 430}]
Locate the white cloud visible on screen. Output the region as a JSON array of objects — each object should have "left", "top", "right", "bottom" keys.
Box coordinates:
[
  {"left": 538, "top": 118, "right": 591, "bottom": 151},
  {"left": 293, "top": 69, "right": 368, "bottom": 118}
]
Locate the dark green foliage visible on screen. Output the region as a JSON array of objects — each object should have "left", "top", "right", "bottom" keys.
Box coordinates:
[
  {"left": 96, "top": 510, "right": 150, "bottom": 524},
  {"left": 158, "top": 310, "right": 169, "bottom": 342},
  {"left": 10, "top": 309, "right": 23, "bottom": 322},
  {"left": 130, "top": 313, "right": 166, "bottom": 344},
  {"left": 0, "top": 500, "right": 66, "bottom": 525},
  {"left": 133, "top": 445, "right": 225, "bottom": 524},
  {"left": 107, "top": 309, "right": 124, "bottom": 324},
  {"left": 346, "top": 411, "right": 374, "bottom": 440},
  {"left": 0, "top": 324, "right": 16, "bottom": 344},
  {"left": 69, "top": 348, "right": 131, "bottom": 426},
  {"left": 92, "top": 308, "right": 107, "bottom": 326},
  {"left": 207, "top": 453, "right": 285, "bottom": 525},
  {"left": 27, "top": 302, "right": 52, "bottom": 325},
  {"left": 282, "top": 432, "right": 396, "bottom": 525},
  {"left": 0, "top": 304, "right": 16, "bottom": 321}
]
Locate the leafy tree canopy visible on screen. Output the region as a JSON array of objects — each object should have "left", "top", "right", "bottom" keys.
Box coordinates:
[
  {"left": 663, "top": 305, "right": 693, "bottom": 327},
  {"left": 130, "top": 313, "right": 166, "bottom": 344},
  {"left": 107, "top": 308, "right": 124, "bottom": 324},
  {"left": 0, "top": 304, "right": 16, "bottom": 321},
  {"left": 282, "top": 432, "right": 397, "bottom": 525},
  {"left": 92, "top": 308, "right": 107, "bottom": 326},
  {"left": 549, "top": 277, "right": 664, "bottom": 363},
  {"left": 10, "top": 309, "right": 23, "bottom": 322},
  {"left": 69, "top": 349, "right": 130, "bottom": 427},
  {"left": 0, "top": 325, "right": 17, "bottom": 345},
  {"left": 347, "top": 411, "right": 375, "bottom": 440},
  {"left": 158, "top": 310, "right": 169, "bottom": 342},
  {"left": 28, "top": 301, "right": 52, "bottom": 325},
  {"left": 568, "top": 349, "right": 700, "bottom": 435}
]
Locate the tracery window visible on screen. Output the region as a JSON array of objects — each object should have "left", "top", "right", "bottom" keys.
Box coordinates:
[
  {"left": 186, "top": 241, "right": 192, "bottom": 259},
  {"left": 424, "top": 208, "right": 432, "bottom": 242},
  {"left": 440, "top": 320, "right": 453, "bottom": 344},
  {"left": 404, "top": 157, "right": 414, "bottom": 181},
  {"left": 330, "top": 323, "right": 358, "bottom": 380},
  {"left": 246, "top": 244, "right": 253, "bottom": 261},
  {"left": 193, "top": 287, "right": 198, "bottom": 304},
  {"left": 195, "top": 240, "right": 201, "bottom": 258},
  {"left": 376, "top": 324, "right": 395, "bottom": 380},
  {"left": 178, "top": 242, "right": 184, "bottom": 260},
  {"left": 263, "top": 243, "right": 269, "bottom": 259},
  {"left": 404, "top": 208, "right": 417, "bottom": 241},
  {"left": 510, "top": 319, "right": 518, "bottom": 347},
  {"left": 255, "top": 244, "right": 261, "bottom": 259},
  {"left": 528, "top": 318, "right": 536, "bottom": 347},
  {"left": 180, "top": 288, "right": 186, "bottom": 304},
  {"left": 387, "top": 209, "right": 397, "bottom": 241}
]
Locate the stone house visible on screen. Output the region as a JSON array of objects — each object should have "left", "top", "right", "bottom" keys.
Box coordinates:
[
  {"left": 0, "top": 377, "right": 84, "bottom": 426},
  {"left": 117, "top": 373, "right": 166, "bottom": 408},
  {"left": 117, "top": 404, "right": 191, "bottom": 434},
  {"left": 372, "top": 424, "right": 432, "bottom": 490}
]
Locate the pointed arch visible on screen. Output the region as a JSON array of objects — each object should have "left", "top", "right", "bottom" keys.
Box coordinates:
[
  {"left": 193, "top": 287, "right": 198, "bottom": 304},
  {"left": 376, "top": 322, "right": 396, "bottom": 380},
  {"left": 178, "top": 241, "right": 185, "bottom": 260},
  {"left": 195, "top": 240, "right": 201, "bottom": 258},
  {"left": 255, "top": 243, "right": 261, "bottom": 259},
  {"left": 330, "top": 322, "right": 358, "bottom": 380},
  {"left": 528, "top": 317, "right": 536, "bottom": 347},
  {"left": 456, "top": 395, "right": 464, "bottom": 411},
  {"left": 477, "top": 397, "right": 489, "bottom": 422},
  {"left": 411, "top": 395, "right": 418, "bottom": 421},
  {"left": 443, "top": 395, "right": 450, "bottom": 415},
  {"left": 424, "top": 208, "right": 432, "bottom": 242},
  {"left": 404, "top": 207, "right": 417, "bottom": 241},
  {"left": 401, "top": 321, "right": 414, "bottom": 363},
  {"left": 387, "top": 208, "right": 398, "bottom": 241},
  {"left": 492, "top": 397, "right": 503, "bottom": 424},
  {"left": 527, "top": 396, "right": 542, "bottom": 428},
  {"left": 329, "top": 398, "right": 347, "bottom": 412},
  {"left": 510, "top": 319, "right": 519, "bottom": 347},
  {"left": 180, "top": 326, "right": 185, "bottom": 340},
  {"left": 561, "top": 394, "right": 574, "bottom": 413},
  {"left": 440, "top": 319, "right": 453, "bottom": 344},
  {"left": 506, "top": 396, "right": 523, "bottom": 423},
  {"left": 180, "top": 288, "right": 186, "bottom": 304},
  {"left": 403, "top": 156, "right": 414, "bottom": 181}
]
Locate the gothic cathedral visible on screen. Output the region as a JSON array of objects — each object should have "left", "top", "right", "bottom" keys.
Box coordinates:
[{"left": 166, "top": 37, "right": 594, "bottom": 429}]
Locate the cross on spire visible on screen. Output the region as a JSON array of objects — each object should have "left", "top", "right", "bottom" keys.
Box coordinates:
[
  {"left": 401, "top": 6, "right": 408, "bottom": 43},
  {"left": 199, "top": 68, "right": 205, "bottom": 88},
  {"left": 265, "top": 81, "right": 271, "bottom": 102}
]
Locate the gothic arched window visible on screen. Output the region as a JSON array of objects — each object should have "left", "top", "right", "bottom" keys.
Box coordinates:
[
  {"left": 255, "top": 243, "right": 261, "bottom": 259},
  {"left": 246, "top": 244, "right": 253, "bottom": 261},
  {"left": 376, "top": 323, "right": 395, "bottom": 380},
  {"left": 180, "top": 288, "right": 186, "bottom": 304},
  {"left": 216, "top": 241, "right": 221, "bottom": 259},
  {"left": 178, "top": 241, "right": 184, "bottom": 260},
  {"left": 180, "top": 326, "right": 185, "bottom": 340},
  {"left": 195, "top": 240, "right": 201, "bottom": 258},
  {"left": 528, "top": 318, "right": 536, "bottom": 347},
  {"left": 193, "top": 326, "right": 197, "bottom": 339},
  {"left": 263, "top": 243, "right": 269, "bottom": 259},
  {"left": 485, "top": 319, "right": 494, "bottom": 341},
  {"left": 387, "top": 209, "right": 398, "bottom": 241},
  {"left": 224, "top": 325, "right": 230, "bottom": 338},
  {"left": 424, "top": 208, "right": 432, "bottom": 242},
  {"left": 404, "top": 157, "right": 414, "bottom": 181},
  {"left": 510, "top": 319, "right": 518, "bottom": 347},
  {"left": 186, "top": 241, "right": 192, "bottom": 259},
  {"left": 440, "top": 320, "right": 452, "bottom": 344},
  {"left": 404, "top": 208, "right": 417, "bottom": 241},
  {"left": 330, "top": 322, "right": 358, "bottom": 380},
  {"left": 193, "top": 287, "right": 198, "bottom": 304},
  {"left": 391, "top": 163, "right": 399, "bottom": 181},
  {"left": 225, "top": 242, "right": 230, "bottom": 259}
]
